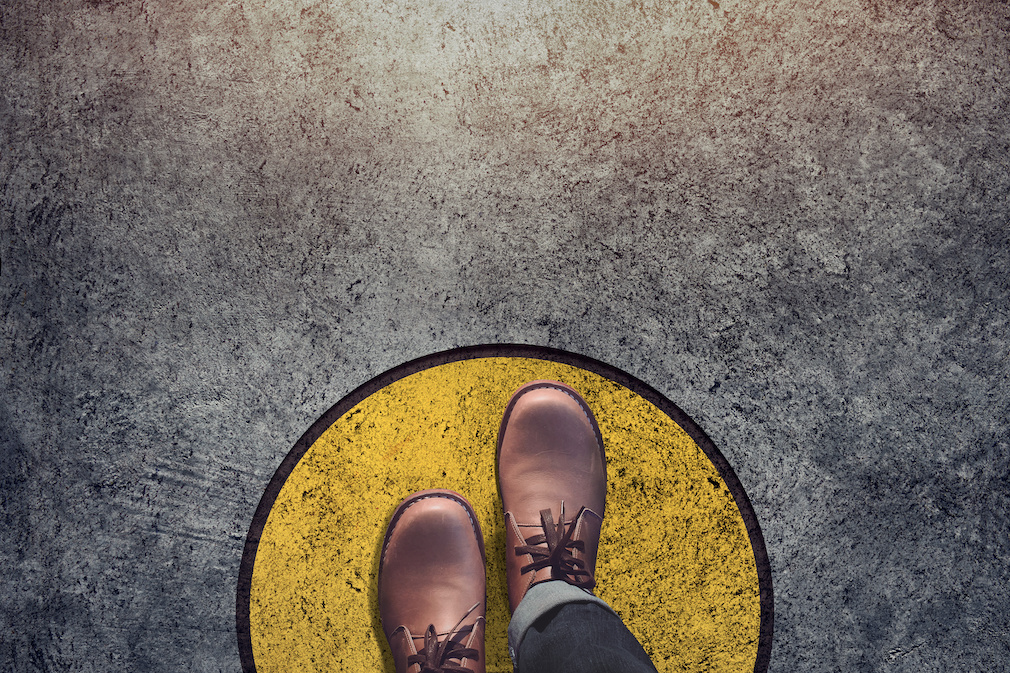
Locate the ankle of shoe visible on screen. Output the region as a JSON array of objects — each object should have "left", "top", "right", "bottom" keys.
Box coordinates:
[{"left": 507, "top": 580, "right": 618, "bottom": 667}]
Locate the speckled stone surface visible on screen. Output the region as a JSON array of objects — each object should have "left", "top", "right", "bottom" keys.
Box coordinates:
[{"left": 1, "top": 0, "right": 1008, "bottom": 670}]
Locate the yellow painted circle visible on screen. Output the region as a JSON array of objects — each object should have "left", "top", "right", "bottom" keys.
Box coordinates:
[{"left": 248, "top": 357, "right": 762, "bottom": 672}]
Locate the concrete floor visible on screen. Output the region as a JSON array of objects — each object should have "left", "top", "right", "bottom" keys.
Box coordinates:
[{"left": 2, "top": 0, "right": 1008, "bottom": 670}]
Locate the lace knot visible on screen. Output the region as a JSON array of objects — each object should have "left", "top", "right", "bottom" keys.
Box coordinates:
[
  {"left": 406, "top": 603, "right": 481, "bottom": 673},
  {"left": 515, "top": 502, "right": 596, "bottom": 590}
]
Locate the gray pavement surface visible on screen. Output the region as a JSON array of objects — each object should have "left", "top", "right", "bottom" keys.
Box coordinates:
[{"left": 2, "top": 0, "right": 1009, "bottom": 670}]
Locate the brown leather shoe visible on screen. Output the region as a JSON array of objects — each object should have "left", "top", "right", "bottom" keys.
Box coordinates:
[
  {"left": 379, "top": 489, "right": 486, "bottom": 673},
  {"left": 496, "top": 380, "right": 607, "bottom": 613}
]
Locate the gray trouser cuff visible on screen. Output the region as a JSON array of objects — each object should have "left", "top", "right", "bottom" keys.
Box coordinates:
[{"left": 507, "top": 580, "right": 618, "bottom": 668}]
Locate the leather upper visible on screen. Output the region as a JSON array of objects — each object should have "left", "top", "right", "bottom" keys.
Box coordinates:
[
  {"left": 496, "top": 381, "right": 607, "bottom": 613},
  {"left": 379, "top": 490, "right": 486, "bottom": 673}
]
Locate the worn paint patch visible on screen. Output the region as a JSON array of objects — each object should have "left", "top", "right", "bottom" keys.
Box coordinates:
[{"left": 247, "top": 356, "right": 761, "bottom": 672}]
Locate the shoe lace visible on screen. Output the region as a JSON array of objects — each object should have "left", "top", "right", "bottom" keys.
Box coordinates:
[
  {"left": 406, "top": 602, "right": 481, "bottom": 673},
  {"left": 515, "top": 502, "right": 596, "bottom": 590}
]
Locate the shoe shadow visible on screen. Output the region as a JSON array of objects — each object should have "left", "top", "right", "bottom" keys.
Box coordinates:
[{"left": 372, "top": 502, "right": 396, "bottom": 673}]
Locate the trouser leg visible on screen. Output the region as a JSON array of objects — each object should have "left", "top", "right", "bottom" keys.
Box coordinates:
[{"left": 508, "top": 581, "right": 658, "bottom": 673}]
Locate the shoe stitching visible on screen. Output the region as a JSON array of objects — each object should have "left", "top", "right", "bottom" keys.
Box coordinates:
[
  {"left": 516, "top": 383, "right": 603, "bottom": 456},
  {"left": 381, "top": 493, "right": 481, "bottom": 567}
]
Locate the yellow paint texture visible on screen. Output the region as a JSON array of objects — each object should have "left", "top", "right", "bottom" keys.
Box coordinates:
[{"left": 250, "top": 358, "right": 759, "bottom": 672}]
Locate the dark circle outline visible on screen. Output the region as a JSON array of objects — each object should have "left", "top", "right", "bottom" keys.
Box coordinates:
[{"left": 237, "top": 344, "right": 773, "bottom": 673}]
